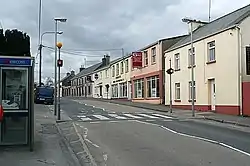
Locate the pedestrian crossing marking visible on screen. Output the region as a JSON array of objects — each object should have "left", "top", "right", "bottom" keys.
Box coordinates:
[
  {"left": 123, "top": 114, "right": 143, "bottom": 119},
  {"left": 137, "top": 113, "right": 160, "bottom": 119},
  {"left": 77, "top": 115, "right": 92, "bottom": 121},
  {"left": 152, "top": 114, "right": 173, "bottom": 119},
  {"left": 108, "top": 114, "right": 127, "bottom": 120},
  {"left": 92, "top": 115, "right": 110, "bottom": 120}
]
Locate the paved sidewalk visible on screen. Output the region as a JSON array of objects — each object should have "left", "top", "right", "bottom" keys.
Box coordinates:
[
  {"left": 0, "top": 104, "right": 80, "bottom": 166},
  {"left": 69, "top": 97, "right": 250, "bottom": 128}
]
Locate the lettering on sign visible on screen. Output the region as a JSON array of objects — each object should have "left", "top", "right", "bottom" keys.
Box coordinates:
[{"left": 132, "top": 52, "right": 142, "bottom": 68}]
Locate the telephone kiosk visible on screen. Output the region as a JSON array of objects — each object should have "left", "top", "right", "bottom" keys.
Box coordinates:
[{"left": 0, "top": 56, "right": 35, "bottom": 151}]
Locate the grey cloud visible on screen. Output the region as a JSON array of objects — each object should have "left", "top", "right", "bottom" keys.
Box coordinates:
[{"left": 1, "top": 0, "right": 249, "bottom": 81}]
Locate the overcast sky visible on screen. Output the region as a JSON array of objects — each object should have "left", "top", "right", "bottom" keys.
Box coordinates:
[{"left": 0, "top": 0, "right": 249, "bottom": 82}]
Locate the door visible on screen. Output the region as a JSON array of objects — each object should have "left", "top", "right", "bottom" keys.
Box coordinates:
[
  {"left": 100, "top": 86, "right": 103, "bottom": 97},
  {"left": 210, "top": 79, "right": 216, "bottom": 111},
  {"left": 0, "top": 67, "right": 29, "bottom": 145},
  {"left": 128, "top": 82, "right": 132, "bottom": 100}
]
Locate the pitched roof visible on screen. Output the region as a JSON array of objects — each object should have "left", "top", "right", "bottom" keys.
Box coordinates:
[
  {"left": 71, "top": 62, "right": 102, "bottom": 80},
  {"left": 61, "top": 73, "right": 74, "bottom": 83},
  {"left": 167, "top": 4, "right": 250, "bottom": 52}
]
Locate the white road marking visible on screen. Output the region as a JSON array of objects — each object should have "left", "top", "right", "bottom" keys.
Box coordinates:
[
  {"left": 85, "top": 139, "right": 100, "bottom": 148},
  {"left": 109, "top": 121, "right": 119, "bottom": 123},
  {"left": 81, "top": 117, "right": 92, "bottom": 121},
  {"left": 138, "top": 113, "right": 160, "bottom": 119},
  {"left": 146, "top": 119, "right": 155, "bottom": 122},
  {"left": 152, "top": 114, "right": 173, "bottom": 119},
  {"left": 135, "top": 120, "right": 159, "bottom": 126},
  {"left": 108, "top": 114, "right": 127, "bottom": 120},
  {"left": 90, "top": 121, "right": 100, "bottom": 124},
  {"left": 160, "top": 126, "right": 250, "bottom": 157},
  {"left": 92, "top": 115, "right": 110, "bottom": 120},
  {"left": 123, "top": 114, "right": 143, "bottom": 119}
]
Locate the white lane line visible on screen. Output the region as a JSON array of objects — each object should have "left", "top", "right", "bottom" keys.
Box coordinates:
[
  {"left": 152, "top": 114, "right": 173, "bottom": 119},
  {"left": 77, "top": 115, "right": 92, "bottom": 121},
  {"left": 160, "top": 126, "right": 250, "bottom": 157},
  {"left": 108, "top": 114, "right": 127, "bottom": 120},
  {"left": 90, "top": 121, "right": 100, "bottom": 124},
  {"left": 92, "top": 115, "right": 110, "bottom": 120},
  {"left": 138, "top": 113, "right": 160, "bottom": 119},
  {"left": 85, "top": 139, "right": 100, "bottom": 148},
  {"left": 123, "top": 114, "right": 143, "bottom": 119},
  {"left": 81, "top": 117, "right": 92, "bottom": 121}
]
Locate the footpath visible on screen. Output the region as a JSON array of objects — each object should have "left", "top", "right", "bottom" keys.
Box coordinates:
[
  {"left": 70, "top": 97, "right": 250, "bottom": 128},
  {"left": 0, "top": 104, "right": 81, "bottom": 166}
]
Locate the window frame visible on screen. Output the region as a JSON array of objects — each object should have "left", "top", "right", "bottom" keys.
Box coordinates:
[
  {"left": 188, "top": 81, "right": 196, "bottom": 100},
  {"left": 188, "top": 47, "right": 195, "bottom": 67},
  {"left": 151, "top": 47, "right": 156, "bottom": 64},
  {"left": 144, "top": 51, "right": 148, "bottom": 66},
  {"left": 174, "top": 53, "right": 180, "bottom": 71},
  {"left": 207, "top": 41, "right": 216, "bottom": 62},
  {"left": 175, "top": 83, "right": 181, "bottom": 100},
  {"left": 125, "top": 59, "right": 129, "bottom": 73}
]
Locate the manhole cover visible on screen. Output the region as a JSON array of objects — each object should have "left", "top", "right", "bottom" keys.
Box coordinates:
[{"left": 40, "top": 124, "right": 58, "bottom": 134}]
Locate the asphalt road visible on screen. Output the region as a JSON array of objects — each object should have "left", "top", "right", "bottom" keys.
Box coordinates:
[{"left": 52, "top": 98, "right": 250, "bottom": 166}]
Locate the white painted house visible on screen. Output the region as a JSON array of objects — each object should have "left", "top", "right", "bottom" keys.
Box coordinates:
[{"left": 164, "top": 4, "right": 250, "bottom": 116}]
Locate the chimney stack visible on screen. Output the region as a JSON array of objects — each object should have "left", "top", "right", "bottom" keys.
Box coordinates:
[
  {"left": 79, "top": 65, "right": 85, "bottom": 72},
  {"left": 66, "top": 72, "right": 70, "bottom": 76},
  {"left": 71, "top": 70, "right": 75, "bottom": 75}
]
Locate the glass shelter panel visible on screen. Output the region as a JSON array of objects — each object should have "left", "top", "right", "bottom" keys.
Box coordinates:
[{"left": 1, "top": 68, "right": 28, "bottom": 111}]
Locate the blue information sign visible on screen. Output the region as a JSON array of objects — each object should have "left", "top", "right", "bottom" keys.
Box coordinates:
[{"left": 0, "top": 57, "right": 32, "bottom": 66}]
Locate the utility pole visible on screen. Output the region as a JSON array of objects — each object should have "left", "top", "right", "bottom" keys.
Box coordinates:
[
  {"left": 166, "top": 59, "right": 174, "bottom": 113},
  {"left": 57, "top": 42, "right": 63, "bottom": 120},
  {"left": 39, "top": 44, "right": 42, "bottom": 86}
]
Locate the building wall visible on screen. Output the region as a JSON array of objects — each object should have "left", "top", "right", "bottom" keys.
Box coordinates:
[
  {"left": 131, "top": 42, "right": 163, "bottom": 104},
  {"left": 109, "top": 56, "right": 132, "bottom": 99},
  {"left": 239, "top": 16, "right": 250, "bottom": 116},
  {"left": 93, "top": 67, "right": 112, "bottom": 99},
  {"left": 165, "top": 29, "right": 240, "bottom": 115}
]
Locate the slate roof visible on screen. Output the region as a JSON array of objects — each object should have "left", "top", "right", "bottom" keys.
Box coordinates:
[
  {"left": 167, "top": 4, "right": 250, "bottom": 52},
  {"left": 61, "top": 73, "right": 74, "bottom": 83},
  {"left": 71, "top": 62, "right": 102, "bottom": 80}
]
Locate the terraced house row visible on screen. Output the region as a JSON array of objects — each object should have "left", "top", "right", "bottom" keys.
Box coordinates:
[{"left": 61, "top": 4, "right": 250, "bottom": 116}]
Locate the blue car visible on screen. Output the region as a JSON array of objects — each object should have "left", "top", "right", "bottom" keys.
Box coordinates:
[{"left": 34, "top": 86, "right": 54, "bottom": 105}]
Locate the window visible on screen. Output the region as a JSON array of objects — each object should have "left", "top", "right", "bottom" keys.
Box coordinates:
[
  {"left": 151, "top": 47, "right": 156, "bottom": 64},
  {"left": 147, "top": 76, "right": 160, "bottom": 98},
  {"left": 105, "top": 69, "right": 108, "bottom": 78},
  {"left": 111, "top": 84, "right": 118, "bottom": 98},
  {"left": 116, "top": 63, "right": 119, "bottom": 76},
  {"left": 144, "top": 51, "right": 148, "bottom": 66},
  {"left": 88, "top": 85, "right": 91, "bottom": 95},
  {"left": 208, "top": 41, "right": 215, "bottom": 62},
  {"left": 174, "top": 53, "right": 180, "bottom": 70},
  {"left": 112, "top": 65, "right": 115, "bottom": 77},
  {"left": 121, "top": 61, "right": 124, "bottom": 74},
  {"left": 100, "top": 72, "right": 102, "bottom": 79},
  {"left": 134, "top": 79, "right": 144, "bottom": 98},
  {"left": 188, "top": 81, "right": 196, "bottom": 100},
  {"left": 119, "top": 82, "right": 127, "bottom": 98},
  {"left": 125, "top": 59, "right": 129, "bottom": 73},
  {"left": 175, "top": 83, "right": 180, "bottom": 100},
  {"left": 188, "top": 47, "right": 195, "bottom": 67}
]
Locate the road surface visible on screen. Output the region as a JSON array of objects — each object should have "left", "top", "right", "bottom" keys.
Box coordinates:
[{"left": 47, "top": 98, "right": 250, "bottom": 166}]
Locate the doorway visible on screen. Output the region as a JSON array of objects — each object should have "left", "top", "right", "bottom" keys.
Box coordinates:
[
  {"left": 100, "top": 86, "right": 103, "bottom": 97},
  {"left": 209, "top": 79, "right": 216, "bottom": 111}
]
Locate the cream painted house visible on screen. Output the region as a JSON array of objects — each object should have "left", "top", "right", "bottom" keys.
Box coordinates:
[
  {"left": 109, "top": 55, "right": 132, "bottom": 100},
  {"left": 164, "top": 4, "right": 250, "bottom": 116},
  {"left": 93, "top": 66, "right": 111, "bottom": 99},
  {"left": 93, "top": 54, "right": 132, "bottom": 99}
]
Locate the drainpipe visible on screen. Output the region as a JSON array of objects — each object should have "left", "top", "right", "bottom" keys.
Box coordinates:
[{"left": 236, "top": 25, "right": 243, "bottom": 116}]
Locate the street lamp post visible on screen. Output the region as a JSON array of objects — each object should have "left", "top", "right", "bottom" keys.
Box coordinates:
[
  {"left": 39, "top": 31, "right": 63, "bottom": 87},
  {"left": 54, "top": 17, "right": 67, "bottom": 116},
  {"left": 57, "top": 42, "right": 63, "bottom": 120},
  {"left": 182, "top": 17, "right": 195, "bottom": 117}
]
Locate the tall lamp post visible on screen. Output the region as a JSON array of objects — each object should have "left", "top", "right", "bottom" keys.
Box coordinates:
[
  {"left": 56, "top": 42, "right": 63, "bottom": 120},
  {"left": 54, "top": 17, "right": 67, "bottom": 116},
  {"left": 39, "top": 31, "right": 63, "bottom": 87},
  {"left": 182, "top": 17, "right": 195, "bottom": 117}
]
